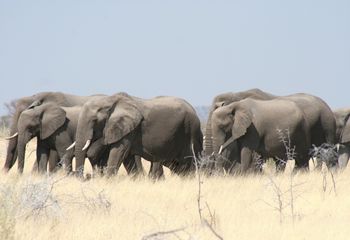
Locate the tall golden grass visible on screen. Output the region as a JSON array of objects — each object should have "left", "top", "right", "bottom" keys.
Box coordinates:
[{"left": 0, "top": 136, "right": 349, "bottom": 240}]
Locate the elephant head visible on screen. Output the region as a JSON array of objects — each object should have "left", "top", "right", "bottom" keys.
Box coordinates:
[
  {"left": 16, "top": 103, "right": 67, "bottom": 173},
  {"left": 74, "top": 93, "right": 143, "bottom": 175},
  {"left": 211, "top": 102, "right": 252, "bottom": 167},
  {"left": 334, "top": 109, "right": 350, "bottom": 143}
]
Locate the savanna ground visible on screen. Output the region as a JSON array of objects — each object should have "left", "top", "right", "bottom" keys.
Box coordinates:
[{"left": 0, "top": 129, "right": 349, "bottom": 240}]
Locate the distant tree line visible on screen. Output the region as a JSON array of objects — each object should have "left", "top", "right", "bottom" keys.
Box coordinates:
[{"left": 1, "top": 100, "right": 16, "bottom": 129}]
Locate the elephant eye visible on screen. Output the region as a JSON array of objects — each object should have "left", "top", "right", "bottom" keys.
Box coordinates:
[{"left": 98, "top": 106, "right": 109, "bottom": 113}]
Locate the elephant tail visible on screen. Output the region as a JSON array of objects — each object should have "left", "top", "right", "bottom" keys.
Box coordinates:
[{"left": 191, "top": 121, "right": 203, "bottom": 160}]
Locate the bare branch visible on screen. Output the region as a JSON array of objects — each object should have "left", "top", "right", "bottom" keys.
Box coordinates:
[{"left": 141, "top": 227, "right": 187, "bottom": 240}]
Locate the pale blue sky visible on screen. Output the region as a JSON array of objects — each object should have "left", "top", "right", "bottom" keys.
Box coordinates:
[{"left": 0, "top": 0, "right": 349, "bottom": 115}]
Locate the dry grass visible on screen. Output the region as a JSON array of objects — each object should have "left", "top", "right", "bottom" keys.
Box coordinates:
[{"left": 0, "top": 135, "right": 350, "bottom": 240}]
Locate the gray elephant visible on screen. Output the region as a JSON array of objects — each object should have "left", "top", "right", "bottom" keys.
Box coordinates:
[
  {"left": 74, "top": 93, "right": 203, "bottom": 178},
  {"left": 333, "top": 108, "right": 350, "bottom": 168},
  {"left": 205, "top": 89, "right": 336, "bottom": 172},
  {"left": 204, "top": 89, "right": 275, "bottom": 155},
  {"left": 211, "top": 98, "right": 311, "bottom": 173},
  {"left": 4, "top": 92, "right": 105, "bottom": 173},
  {"left": 16, "top": 102, "right": 143, "bottom": 175}
]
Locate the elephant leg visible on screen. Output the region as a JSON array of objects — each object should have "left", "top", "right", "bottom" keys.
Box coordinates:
[
  {"left": 96, "top": 148, "right": 109, "bottom": 176},
  {"left": 149, "top": 162, "right": 164, "bottom": 180},
  {"left": 31, "top": 160, "right": 39, "bottom": 173},
  {"left": 61, "top": 152, "right": 74, "bottom": 173},
  {"left": 123, "top": 155, "right": 144, "bottom": 176},
  {"left": 293, "top": 154, "right": 309, "bottom": 173},
  {"left": 48, "top": 150, "right": 60, "bottom": 173},
  {"left": 240, "top": 147, "right": 253, "bottom": 174},
  {"left": 214, "top": 155, "right": 226, "bottom": 174},
  {"left": 106, "top": 141, "right": 131, "bottom": 177},
  {"left": 36, "top": 143, "right": 50, "bottom": 174},
  {"left": 134, "top": 156, "right": 144, "bottom": 174},
  {"left": 226, "top": 143, "right": 241, "bottom": 174},
  {"left": 338, "top": 145, "right": 350, "bottom": 169},
  {"left": 250, "top": 151, "right": 264, "bottom": 173},
  {"left": 86, "top": 139, "right": 108, "bottom": 176}
]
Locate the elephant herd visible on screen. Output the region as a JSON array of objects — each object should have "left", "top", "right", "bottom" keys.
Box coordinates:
[{"left": 2, "top": 89, "right": 350, "bottom": 179}]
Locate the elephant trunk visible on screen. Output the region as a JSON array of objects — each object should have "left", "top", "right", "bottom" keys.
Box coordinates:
[
  {"left": 74, "top": 120, "right": 93, "bottom": 177},
  {"left": 17, "top": 133, "right": 32, "bottom": 174},
  {"left": 3, "top": 110, "right": 22, "bottom": 172},
  {"left": 212, "top": 130, "right": 228, "bottom": 172},
  {"left": 204, "top": 111, "right": 214, "bottom": 156},
  {"left": 213, "top": 134, "right": 226, "bottom": 155}
]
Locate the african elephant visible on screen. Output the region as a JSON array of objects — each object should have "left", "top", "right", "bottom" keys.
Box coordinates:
[
  {"left": 16, "top": 103, "right": 81, "bottom": 173},
  {"left": 205, "top": 89, "right": 336, "bottom": 172},
  {"left": 211, "top": 98, "right": 311, "bottom": 174},
  {"left": 204, "top": 88, "right": 275, "bottom": 155},
  {"left": 16, "top": 102, "right": 143, "bottom": 175},
  {"left": 333, "top": 108, "right": 350, "bottom": 168},
  {"left": 74, "top": 93, "right": 203, "bottom": 178},
  {"left": 4, "top": 92, "right": 106, "bottom": 173}
]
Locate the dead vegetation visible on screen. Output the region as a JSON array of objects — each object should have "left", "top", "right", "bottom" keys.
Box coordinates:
[{"left": 0, "top": 133, "right": 350, "bottom": 240}]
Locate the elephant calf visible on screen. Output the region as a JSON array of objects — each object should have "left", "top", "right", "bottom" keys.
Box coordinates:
[{"left": 211, "top": 98, "right": 311, "bottom": 174}]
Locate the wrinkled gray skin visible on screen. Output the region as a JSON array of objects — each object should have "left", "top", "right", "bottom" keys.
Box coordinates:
[
  {"left": 212, "top": 98, "right": 311, "bottom": 174},
  {"left": 74, "top": 93, "right": 203, "bottom": 178},
  {"left": 4, "top": 92, "right": 105, "bottom": 173},
  {"left": 206, "top": 89, "right": 336, "bottom": 172},
  {"left": 16, "top": 103, "right": 141, "bottom": 175},
  {"left": 333, "top": 108, "right": 350, "bottom": 168}
]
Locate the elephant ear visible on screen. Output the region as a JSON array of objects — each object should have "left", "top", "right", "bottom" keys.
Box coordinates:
[
  {"left": 40, "top": 104, "right": 67, "bottom": 139},
  {"left": 232, "top": 109, "right": 252, "bottom": 141},
  {"left": 103, "top": 101, "right": 143, "bottom": 145}
]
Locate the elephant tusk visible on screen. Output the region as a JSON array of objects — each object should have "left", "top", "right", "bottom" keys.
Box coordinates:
[
  {"left": 5, "top": 132, "right": 18, "bottom": 140},
  {"left": 218, "top": 145, "right": 223, "bottom": 155},
  {"left": 218, "top": 136, "right": 235, "bottom": 155},
  {"left": 336, "top": 143, "right": 340, "bottom": 152},
  {"left": 82, "top": 139, "right": 91, "bottom": 151},
  {"left": 66, "top": 141, "right": 76, "bottom": 151}
]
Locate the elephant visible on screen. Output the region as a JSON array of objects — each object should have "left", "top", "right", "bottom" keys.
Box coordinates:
[
  {"left": 16, "top": 102, "right": 143, "bottom": 176},
  {"left": 4, "top": 91, "right": 106, "bottom": 173},
  {"left": 211, "top": 98, "right": 311, "bottom": 174},
  {"left": 204, "top": 88, "right": 275, "bottom": 155},
  {"left": 205, "top": 89, "right": 336, "bottom": 172},
  {"left": 333, "top": 108, "right": 350, "bottom": 168},
  {"left": 73, "top": 93, "right": 203, "bottom": 178},
  {"left": 16, "top": 103, "right": 82, "bottom": 173}
]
